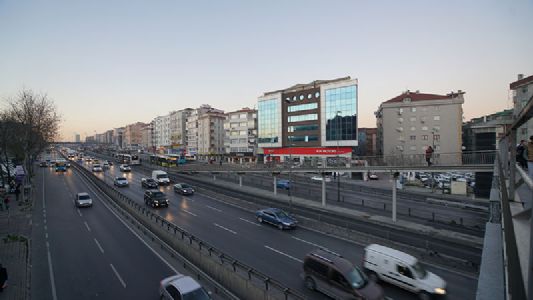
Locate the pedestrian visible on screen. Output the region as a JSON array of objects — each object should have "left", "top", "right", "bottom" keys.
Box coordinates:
[
  {"left": 517, "top": 140, "right": 528, "bottom": 169},
  {"left": 0, "top": 263, "right": 7, "bottom": 292},
  {"left": 3, "top": 196, "right": 9, "bottom": 212},
  {"left": 425, "top": 146, "right": 434, "bottom": 166},
  {"left": 527, "top": 135, "right": 533, "bottom": 180},
  {"left": 15, "top": 184, "right": 20, "bottom": 202}
]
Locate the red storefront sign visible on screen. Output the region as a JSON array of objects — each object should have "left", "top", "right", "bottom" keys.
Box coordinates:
[{"left": 263, "top": 147, "right": 352, "bottom": 155}]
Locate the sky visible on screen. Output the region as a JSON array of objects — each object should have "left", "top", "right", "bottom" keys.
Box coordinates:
[{"left": 1, "top": 0, "right": 532, "bottom": 141}]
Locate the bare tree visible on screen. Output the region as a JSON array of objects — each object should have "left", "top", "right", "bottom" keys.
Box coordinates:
[{"left": 5, "top": 89, "right": 61, "bottom": 179}]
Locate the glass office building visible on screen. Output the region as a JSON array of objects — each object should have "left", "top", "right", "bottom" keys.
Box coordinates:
[
  {"left": 258, "top": 98, "right": 281, "bottom": 144},
  {"left": 324, "top": 85, "right": 357, "bottom": 141}
]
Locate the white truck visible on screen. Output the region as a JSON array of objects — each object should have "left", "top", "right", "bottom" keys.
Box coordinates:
[{"left": 152, "top": 170, "right": 170, "bottom": 185}]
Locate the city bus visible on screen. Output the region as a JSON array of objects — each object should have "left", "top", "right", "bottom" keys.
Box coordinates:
[
  {"left": 167, "top": 154, "right": 187, "bottom": 165},
  {"left": 149, "top": 155, "right": 176, "bottom": 167},
  {"left": 117, "top": 153, "right": 141, "bottom": 165}
]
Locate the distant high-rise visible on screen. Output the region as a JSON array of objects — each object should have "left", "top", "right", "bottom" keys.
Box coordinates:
[{"left": 75, "top": 133, "right": 80, "bottom": 143}]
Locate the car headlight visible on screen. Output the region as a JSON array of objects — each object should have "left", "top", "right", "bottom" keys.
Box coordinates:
[
  {"left": 282, "top": 222, "right": 291, "bottom": 226},
  {"left": 434, "top": 288, "right": 446, "bottom": 295},
  {"left": 182, "top": 189, "right": 187, "bottom": 192}
]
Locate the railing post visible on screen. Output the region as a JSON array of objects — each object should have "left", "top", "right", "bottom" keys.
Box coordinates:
[{"left": 509, "top": 130, "right": 516, "bottom": 201}]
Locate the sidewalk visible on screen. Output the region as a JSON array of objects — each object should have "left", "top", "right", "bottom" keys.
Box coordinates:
[{"left": 0, "top": 194, "right": 32, "bottom": 300}]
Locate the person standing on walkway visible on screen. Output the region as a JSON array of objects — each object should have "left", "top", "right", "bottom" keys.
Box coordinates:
[
  {"left": 517, "top": 140, "right": 528, "bottom": 169},
  {"left": 0, "top": 263, "right": 7, "bottom": 292},
  {"left": 425, "top": 146, "right": 434, "bottom": 166},
  {"left": 527, "top": 135, "right": 533, "bottom": 180}
]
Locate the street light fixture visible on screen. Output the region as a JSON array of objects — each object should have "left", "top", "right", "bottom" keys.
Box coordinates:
[{"left": 336, "top": 111, "right": 342, "bottom": 202}]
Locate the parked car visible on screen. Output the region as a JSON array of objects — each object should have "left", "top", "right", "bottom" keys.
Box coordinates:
[
  {"left": 92, "top": 164, "right": 103, "bottom": 172},
  {"left": 173, "top": 183, "right": 194, "bottom": 195},
  {"left": 144, "top": 189, "right": 169, "bottom": 208},
  {"left": 369, "top": 173, "right": 379, "bottom": 180},
  {"left": 311, "top": 175, "right": 332, "bottom": 182},
  {"left": 363, "top": 244, "right": 446, "bottom": 299},
  {"left": 119, "top": 164, "right": 131, "bottom": 172},
  {"left": 75, "top": 192, "right": 93, "bottom": 207},
  {"left": 255, "top": 208, "right": 297, "bottom": 230},
  {"left": 39, "top": 161, "right": 48, "bottom": 167},
  {"left": 141, "top": 178, "right": 159, "bottom": 189},
  {"left": 159, "top": 274, "right": 211, "bottom": 300},
  {"left": 276, "top": 179, "right": 291, "bottom": 190},
  {"left": 107, "top": 160, "right": 113, "bottom": 166},
  {"left": 114, "top": 177, "right": 129, "bottom": 187},
  {"left": 302, "top": 248, "right": 384, "bottom": 300}
]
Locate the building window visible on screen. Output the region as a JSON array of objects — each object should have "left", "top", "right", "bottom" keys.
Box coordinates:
[
  {"left": 435, "top": 106, "right": 440, "bottom": 111},
  {"left": 410, "top": 117, "right": 416, "bottom": 122},
  {"left": 288, "top": 103, "right": 318, "bottom": 112},
  {"left": 410, "top": 135, "right": 416, "bottom": 140},
  {"left": 434, "top": 134, "right": 440, "bottom": 141},
  {"left": 435, "top": 145, "right": 441, "bottom": 151},
  {"left": 434, "top": 115, "right": 440, "bottom": 121},
  {"left": 422, "top": 126, "right": 428, "bottom": 131},
  {"left": 324, "top": 85, "right": 357, "bottom": 141},
  {"left": 433, "top": 126, "right": 440, "bottom": 131},
  {"left": 422, "top": 135, "right": 428, "bottom": 140},
  {"left": 288, "top": 124, "right": 319, "bottom": 132},
  {"left": 398, "top": 108, "right": 403, "bottom": 114},
  {"left": 410, "top": 145, "right": 416, "bottom": 151},
  {"left": 288, "top": 114, "right": 318, "bottom": 122},
  {"left": 411, "top": 107, "right": 416, "bottom": 112},
  {"left": 258, "top": 98, "right": 280, "bottom": 144},
  {"left": 288, "top": 135, "right": 319, "bottom": 142},
  {"left": 410, "top": 126, "right": 416, "bottom": 131}
]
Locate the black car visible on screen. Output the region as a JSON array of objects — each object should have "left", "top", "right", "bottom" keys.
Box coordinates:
[
  {"left": 39, "top": 161, "right": 48, "bottom": 167},
  {"left": 173, "top": 183, "right": 194, "bottom": 195},
  {"left": 142, "top": 178, "right": 159, "bottom": 189},
  {"left": 144, "top": 189, "right": 168, "bottom": 208}
]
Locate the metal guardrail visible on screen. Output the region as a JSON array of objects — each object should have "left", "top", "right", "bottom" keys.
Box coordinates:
[{"left": 71, "top": 156, "right": 306, "bottom": 300}]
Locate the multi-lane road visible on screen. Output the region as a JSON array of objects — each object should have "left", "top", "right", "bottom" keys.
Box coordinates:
[{"left": 64, "top": 154, "right": 480, "bottom": 300}]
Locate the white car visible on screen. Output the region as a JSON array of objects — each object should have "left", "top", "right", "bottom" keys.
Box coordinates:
[
  {"left": 75, "top": 192, "right": 93, "bottom": 207},
  {"left": 311, "top": 175, "right": 332, "bottom": 182},
  {"left": 119, "top": 164, "right": 131, "bottom": 172},
  {"left": 114, "top": 177, "right": 129, "bottom": 187},
  {"left": 159, "top": 274, "right": 211, "bottom": 300},
  {"left": 369, "top": 173, "right": 379, "bottom": 180},
  {"left": 92, "top": 164, "right": 103, "bottom": 172}
]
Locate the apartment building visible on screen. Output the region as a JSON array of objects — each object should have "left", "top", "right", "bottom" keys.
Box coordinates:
[
  {"left": 356, "top": 128, "right": 377, "bottom": 156},
  {"left": 113, "top": 127, "right": 125, "bottom": 149},
  {"left": 376, "top": 90, "right": 464, "bottom": 164},
  {"left": 169, "top": 109, "right": 192, "bottom": 154},
  {"left": 140, "top": 122, "right": 153, "bottom": 152},
  {"left": 197, "top": 111, "right": 226, "bottom": 158},
  {"left": 124, "top": 122, "right": 146, "bottom": 149},
  {"left": 510, "top": 74, "right": 533, "bottom": 142},
  {"left": 463, "top": 109, "right": 513, "bottom": 151},
  {"left": 186, "top": 105, "right": 224, "bottom": 157},
  {"left": 257, "top": 76, "right": 358, "bottom": 164},
  {"left": 153, "top": 115, "right": 171, "bottom": 149},
  {"left": 224, "top": 108, "right": 257, "bottom": 163}
]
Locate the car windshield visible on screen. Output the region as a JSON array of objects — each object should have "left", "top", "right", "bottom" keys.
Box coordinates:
[
  {"left": 411, "top": 262, "right": 427, "bottom": 279},
  {"left": 117, "top": 177, "right": 126, "bottom": 181},
  {"left": 274, "top": 210, "right": 290, "bottom": 219},
  {"left": 182, "top": 287, "right": 211, "bottom": 300},
  {"left": 122, "top": 165, "right": 129, "bottom": 168},
  {"left": 181, "top": 184, "right": 191, "bottom": 188},
  {"left": 93, "top": 164, "right": 100, "bottom": 167},
  {"left": 157, "top": 174, "right": 168, "bottom": 179},
  {"left": 346, "top": 267, "right": 368, "bottom": 289},
  {"left": 153, "top": 192, "right": 166, "bottom": 199},
  {"left": 79, "top": 195, "right": 90, "bottom": 200}
]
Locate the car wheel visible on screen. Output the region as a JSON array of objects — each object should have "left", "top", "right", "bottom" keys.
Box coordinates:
[
  {"left": 257, "top": 217, "right": 263, "bottom": 223},
  {"left": 277, "top": 223, "right": 284, "bottom": 230},
  {"left": 304, "top": 277, "right": 316, "bottom": 290},
  {"left": 368, "top": 271, "right": 380, "bottom": 282},
  {"left": 419, "top": 292, "right": 431, "bottom": 300}
]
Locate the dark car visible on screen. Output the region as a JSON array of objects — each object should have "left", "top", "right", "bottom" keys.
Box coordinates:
[
  {"left": 39, "top": 161, "right": 48, "bottom": 167},
  {"left": 255, "top": 208, "right": 297, "bottom": 230},
  {"left": 144, "top": 189, "right": 169, "bottom": 208},
  {"left": 302, "top": 249, "right": 384, "bottom": 300},
  {"left": 173, "top": 183, "right": 194, "bottom": 195},
  {"left": 276, "top": 179, "right": 290, "bottom": 190},
  {"left": 141, "top": 178, "right": 159, "bottom": 189}
]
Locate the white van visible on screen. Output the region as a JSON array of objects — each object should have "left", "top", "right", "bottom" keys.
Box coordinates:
[
  {"left": 152, "top": 170, "right": 170, "bottom": 185},
  {"left": 363, "top": 244, "right": 446, "bottom": 299}
]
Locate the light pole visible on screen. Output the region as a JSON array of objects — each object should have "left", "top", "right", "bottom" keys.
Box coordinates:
[
  {"left": 288, "top": 143, "right": 296, "bottom": 209},
  {"left": 336, "top": 111, "right": 341, "bottom": 202}
]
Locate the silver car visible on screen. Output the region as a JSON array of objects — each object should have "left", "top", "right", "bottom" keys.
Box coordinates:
[
  {"left": 75, "top": 192, "right": 93, "bottom": 207},
  {"left": 113, "top": 177, "right": 129, "bottom": 187},
  {"left": 160, "top": 274, "right": 211, "bottom": 300}
]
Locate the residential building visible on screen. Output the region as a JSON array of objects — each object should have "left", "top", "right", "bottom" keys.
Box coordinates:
[
  {"left": 140, "top": 122, "right": 153, "bottom": 152},
  {"left": 124, "top": 122, "right": 146, "bottom": 150},
  {"left": 113, "top": 127, "right": 125, "bottom": 149},
  {"left": 356, "top": 128, "right": 377, "bottom": 156},
  {"left": 197, "top": 111, "right": 226, "bottom": 158},
  {"left": 510, "top": 74, "right": 533, "bottom": 142},
  {"left": 376, "top": 90, "right": 464, "bottom": 165},
  {"left": 257, "top": 76, "right": 358, "bottom": 165},
  {"left": 153, "top": 115, "right": 171, "bottom": 150},
  {"left": 85, "top": 136, "right": 95, "bottom": 143},
  {"left": 224, "top": 108, "right": 257, "bottom": 163},
  {"left": 462, "top": 109, "right": 513, "bottom": 151},
  {"left": 169, "top": 109, "right": 192, "bottom": 154},
  {"left": 186, "top": 104, "right": 224, "bottom": 157},
  {"left": 104, "top": 130, "right": 114, "bottom": 145}
]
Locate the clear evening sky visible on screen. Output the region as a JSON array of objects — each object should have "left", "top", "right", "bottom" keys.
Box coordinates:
[{"left": 1, "top": 0, "right": 532, "bottom": 141}]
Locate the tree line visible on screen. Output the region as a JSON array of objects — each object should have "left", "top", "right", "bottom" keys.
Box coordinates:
[{"left": 0, "top": 89, "right": 61, "bottom": 185}]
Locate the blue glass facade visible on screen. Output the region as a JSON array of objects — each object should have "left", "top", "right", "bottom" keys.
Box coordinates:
[
  {"left": 325, "top": 85, "right": 357, "bottom": 141},
  {"left": 258, "top": 99, "right": 280, "bottom": 144}
]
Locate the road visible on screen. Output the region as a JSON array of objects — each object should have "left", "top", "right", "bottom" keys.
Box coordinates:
[
  {"left": 31, "top": 157, "right": 186, "bottom": 299},
  {"left": 83, "top": 155, "right": 479, "bottom": 300}
]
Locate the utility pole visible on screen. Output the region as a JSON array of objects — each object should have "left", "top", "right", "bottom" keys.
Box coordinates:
[{"left": 337, "top": 111, "right": 341, "bottom": 202}]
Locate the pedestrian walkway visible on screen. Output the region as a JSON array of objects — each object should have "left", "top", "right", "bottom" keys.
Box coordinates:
[{"left": 0, "top": 194, "right": 32, "bottom": 300}]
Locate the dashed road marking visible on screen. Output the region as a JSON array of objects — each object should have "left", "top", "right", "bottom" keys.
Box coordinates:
[
  {"left": 214, "top": 223, "right": 237, "bottom": 235},
  {"left": 206, "top": 205, "right": 222, "bottom": 212},
  {"left": 182, "top": 209, "right": 197, "bottom": 217},
  {"left": 94, "top": 238, "right": 105, "bottom": 254},
  {"left": 84, "top": 221, "right": 91, "bottom": 232},
  {"left": 292, "top": 236, "right": 331, "bottom": 252},
  {"left": 239, "top": 217, "right": 261, "bottom": 227},
  {"left": 265, "top": 245, "right": 303, "bottom": 263},
  {"left": 77, "top": 209, "right": 82, "bottom": 217},
  {"left": 110, "top": 264, "right": 127, "bottom": 288}
]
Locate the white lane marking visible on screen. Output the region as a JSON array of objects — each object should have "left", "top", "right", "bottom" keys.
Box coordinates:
[
  {"left": 239, "top": 217, "right": 261, "bottom": 227},
  {"left": 213, "top": 223, "right": 237, "bottom": 235},
  {"left": 42, "top": 169, "right": 46, "bottom": 209},
  {"left": 206, "top": 205, "right": 222, "bottom": 212},
  {"left": 45, "top": 233, "right": 48, "bottom": 239},
  {"left": 292, "top": 236, "right": 332, "bottom": 252},
  {"left": 76, "top": 171, "right": 179, "bottom": 274},
  {"left": 43, "top": 219, "right": 47, "bottom": 224},
  {"left": 265, "top": 245, "right": 303, "bottom": 263},
  {"left": 84, "top": 221, "right": 91, "bottom": 232},
  {"left": 182, "top": 209, "right": 197, "bottom": 217},
  {"left": 44, "top": 225, "right": 47, "bottom": 231},
  {"left": 45, "top": 240, "right": 58, "bottom": 300},
  {"left": 110, "top": 263, "right": 127, "bottom": 288},
  {"left": 94, "top": 238, "right": 105, "bottom": 254},
  {"left": 77, "top": 209, "right": 82, "bottom": 217}
]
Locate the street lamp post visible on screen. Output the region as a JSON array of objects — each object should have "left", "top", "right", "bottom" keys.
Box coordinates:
[
  {"left": 336, "top": 111, "right": 341, "bottom": 202},
  {"left": 288, "top": 143, "right": 295, "bottom": 209}
]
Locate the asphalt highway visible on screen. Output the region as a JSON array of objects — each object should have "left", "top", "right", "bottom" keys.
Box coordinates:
[{"left": 82, "top": 156, "right": 479, "bottom": 300}]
